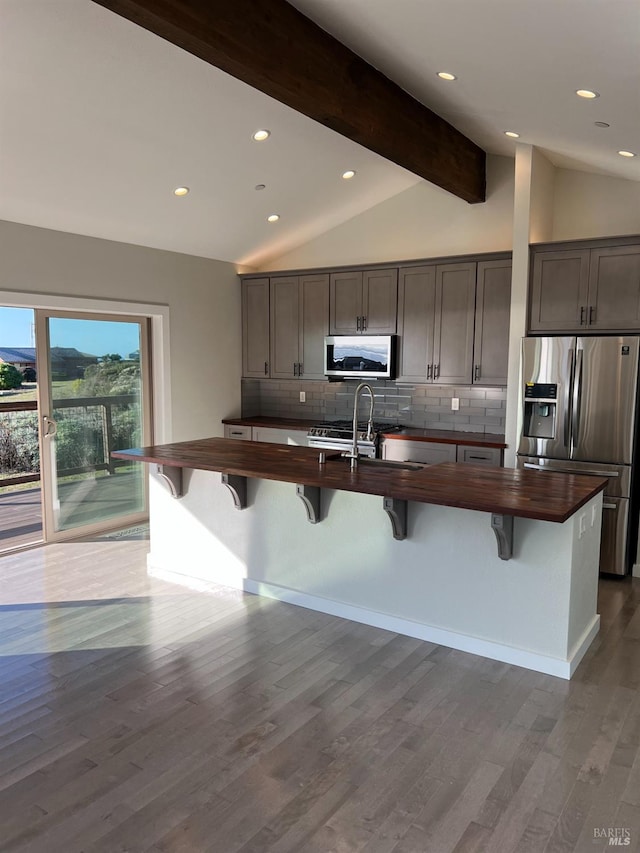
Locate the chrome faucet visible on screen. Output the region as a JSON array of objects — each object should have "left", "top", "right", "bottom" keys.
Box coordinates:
[{"left": 344, "top": 382, "right": 375, "bottom": 470}]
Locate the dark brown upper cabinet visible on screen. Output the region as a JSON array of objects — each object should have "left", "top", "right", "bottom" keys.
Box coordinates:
[
  {"left": 529, "top": 241, "right": 640, "bottom": 333},
  {"left": 329, "top": 269, "right": 398, "bottom": 334}
]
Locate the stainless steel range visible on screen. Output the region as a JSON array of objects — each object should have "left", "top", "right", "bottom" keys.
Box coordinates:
[{"left": 307, "top": 421, "right": 402, "bottom": 458}]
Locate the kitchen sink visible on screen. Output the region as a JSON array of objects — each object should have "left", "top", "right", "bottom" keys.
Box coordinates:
[
  {"left": 355, "top": 458, "right": 426, "bottom": 471},
  {"left": 319, "top": 452, "right": 426, "bottom": 471}
]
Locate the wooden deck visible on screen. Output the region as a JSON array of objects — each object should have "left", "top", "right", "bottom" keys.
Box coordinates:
[
  {"left": 0, "top": 472, "right": 145, "bottom": 551},
  {"left": 0, "top": 486, "right": 43, "bottom": 550}
]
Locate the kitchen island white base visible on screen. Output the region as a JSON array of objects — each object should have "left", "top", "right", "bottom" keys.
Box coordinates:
[{"left": 147, "top": 470, "right": 603, "bottom": 679}]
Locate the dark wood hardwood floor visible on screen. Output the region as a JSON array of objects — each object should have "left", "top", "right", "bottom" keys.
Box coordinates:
[{"left": 0, "top": 538, "right": 639, "bottom": 852}]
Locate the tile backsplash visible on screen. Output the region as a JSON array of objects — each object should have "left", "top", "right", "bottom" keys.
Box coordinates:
[{"left": 241, "top": 378, "right": 506, "bottom": 434}]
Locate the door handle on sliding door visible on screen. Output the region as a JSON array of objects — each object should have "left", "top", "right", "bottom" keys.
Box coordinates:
[{"left": 43, "top": 415, "right": 57, "bottom": 437}]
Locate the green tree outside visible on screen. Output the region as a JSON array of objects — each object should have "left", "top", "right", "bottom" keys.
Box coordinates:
[{"left": 0, "top": 364, "right": 23, "bottom": 390}]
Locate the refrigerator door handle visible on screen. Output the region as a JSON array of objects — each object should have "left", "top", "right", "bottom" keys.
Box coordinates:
[
  {"left": 523, "top": 462, "right": 620, "bottom": 477},
  {"left": 571, "top": 349, "right": 583, "bottom": 454},
  {"left": 565, "top": 348, "right": 574, "bottom": 449}
]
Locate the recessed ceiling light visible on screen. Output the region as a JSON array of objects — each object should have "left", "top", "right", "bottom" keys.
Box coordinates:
[
  {"left": 255, "top": 184, "right": 266, "bottom": 191},
  {"left": 342, "top": 170, "right": 356, "bottom": 180},
  {"left": 173, "top": 187, "right": 189, "bottom": 196},
  {"left": 267, "top": 214, "right": 280, "bottom": 223},
  {"left": 252, "top": 129, "right": 271, "bottom": 141},
  {"left": 618, "top": 150, "right": 636, "bottom": 158},
  {"left": 594, "top": 121, "right": 610, "bottom": 128},
  {"left": 576, "top": 89, "right": 599, "bottom": 99},
  {"left": 437, "top": 71, "right": 457, "bottom": 81},
  {"left": 504, "top": 131, "right": 520, "bottom": 138}
]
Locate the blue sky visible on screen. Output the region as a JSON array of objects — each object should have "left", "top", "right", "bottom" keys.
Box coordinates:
[{"left": 0, "top": 308, "right": 140, "bottom": 358}]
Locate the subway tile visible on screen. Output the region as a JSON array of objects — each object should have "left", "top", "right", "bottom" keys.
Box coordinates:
[
  {"left": 424, "top": 420, "right": 454, "bottom": 430},
  {"left": 456, "top": 388, "right": 487, "bottom": 400},
  {"left": 439, "top": 415, "right": 470, "bottom": 424},
  {"left": 425, "top": 405, "right": 457, "bottom": 415},
  {"left": 483, "top": 398, "right": 505, "bottom": 409},
  {"left": 473, "top": 415, "right": 504, "bottom": 426}
]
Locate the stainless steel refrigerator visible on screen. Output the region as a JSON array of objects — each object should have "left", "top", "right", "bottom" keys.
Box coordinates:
[{"left": 518, "top": 336, "right": 640, "bottom": 575}]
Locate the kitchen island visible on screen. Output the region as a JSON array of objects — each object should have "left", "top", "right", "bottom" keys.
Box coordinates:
[{"left": 114, "top": 438, "right": 607, "bottom": 679}]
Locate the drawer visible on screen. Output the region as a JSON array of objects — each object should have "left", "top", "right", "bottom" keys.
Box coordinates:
[
  {"left": 383, "top": 439, "right": 456, "bottom": 465},
  {"left": 456, "top": 445, "right": 503, "bottom": 466},
  {"left": 224, "top": 424, "right": 252, "bottom": 440}
]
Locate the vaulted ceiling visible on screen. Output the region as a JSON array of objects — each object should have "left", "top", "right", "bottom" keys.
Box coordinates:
[{"left": 1, "top": 0, "right": 638, "bottom": 268}]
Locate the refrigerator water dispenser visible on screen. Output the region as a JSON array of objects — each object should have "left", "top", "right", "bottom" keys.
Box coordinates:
[{"left": 523, "top": 383, "right": 558, "bottom": 439}]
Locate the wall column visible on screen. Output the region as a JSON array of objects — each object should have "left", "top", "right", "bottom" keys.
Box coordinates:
[{"left": 504, "top": 146, "right": 555, "bottom": 466}]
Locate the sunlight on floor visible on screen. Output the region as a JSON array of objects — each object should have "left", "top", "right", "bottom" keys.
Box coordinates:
[{"left": 0, "top": 536, "right": 271, "bottom": 656}]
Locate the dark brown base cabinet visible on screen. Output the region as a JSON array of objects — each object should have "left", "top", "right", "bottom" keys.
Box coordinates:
[
  {"left": 529, "top": 238, "right": 640, "bottom": 334},
  {"left": 397, "top": 258, "right": 511, "bottom": 386}
]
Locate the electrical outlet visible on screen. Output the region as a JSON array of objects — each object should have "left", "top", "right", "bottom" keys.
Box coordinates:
[
  {"left": 451, "top": 397, "right": 460, "bottom": 411},
  {"left": 579, "top": 513, "right": 587, "bottom": 538},
  {"left": 299, "top": 391, "right": 306, "bottom": 403}
]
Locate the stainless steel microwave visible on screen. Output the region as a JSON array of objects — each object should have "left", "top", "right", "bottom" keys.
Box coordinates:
[{"left": 324, "top": 335, "right": 396, "bottom": 379}]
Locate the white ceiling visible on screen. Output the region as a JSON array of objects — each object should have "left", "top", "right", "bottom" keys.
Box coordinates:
[{"left": 1, "top": 0, "right": 638, "bottom": 269}]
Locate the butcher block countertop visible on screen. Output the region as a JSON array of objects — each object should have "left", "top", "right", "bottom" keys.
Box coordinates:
[
  {"left": 222, "top": 417, "right": 505, "bottom": 448},
  {"left": 114, "top": 438, "right": 604, "bottom": 524}
]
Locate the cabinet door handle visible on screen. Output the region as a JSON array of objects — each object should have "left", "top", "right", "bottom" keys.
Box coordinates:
[
  {"left": 426, "top": 363, "right": 432, "bottom": 380},
  {"left": 474, "top": 364, "right": 480, "bottom": 381},
  {"left": 298, "top": 362, "right": 303, "bottom": 376},
  {"left": 589, "top": 305, "right": 595, "bottom": 324},
  {"left": 580, "top": 306, "right": 586, "bottom": 325},
  {"left": 293, "top": 362, "right": 298, "bottom": 376},
  {"left": 362, "top": 315, "right": 367, "bottom": 331},
  {"left": 264, "top": 361, "right": 268, "bottom": 375},
  {"left": 434, "top": 364, "right": 440, "bottom": 380}
]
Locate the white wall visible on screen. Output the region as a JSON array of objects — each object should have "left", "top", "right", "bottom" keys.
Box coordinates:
[
  {"left": 260, "top": 155, "right": 514, "bottom": 270},
  {"left": 529, "top": 149, "right": 556, "bottom": 243},
  {"left": 552, "top": 169, "right": 640, "bottom": 241},
  {"left": 0, "top": 220, "right": 241, "bottom": 442}
]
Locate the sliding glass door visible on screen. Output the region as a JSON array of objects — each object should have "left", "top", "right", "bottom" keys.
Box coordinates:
[{"left": 35, "top": 311, "right": 151, "bottom": 540}]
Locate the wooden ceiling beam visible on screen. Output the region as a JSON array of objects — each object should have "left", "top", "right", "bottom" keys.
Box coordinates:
[{"left": 92, "top": 0, "right": 486, "bottom": 203}]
